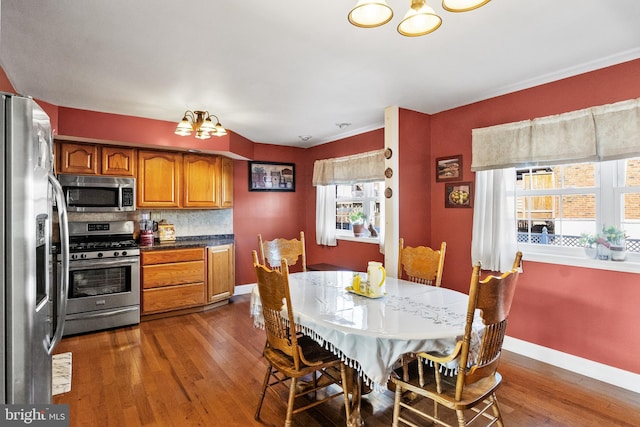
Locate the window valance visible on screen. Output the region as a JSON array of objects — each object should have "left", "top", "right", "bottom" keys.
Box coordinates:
[
  {"left": 312, "top": 149, "right": 385, "bottom": 186},
  {"left": 471, "top": 98, "right": 640, "bottom": 171}
]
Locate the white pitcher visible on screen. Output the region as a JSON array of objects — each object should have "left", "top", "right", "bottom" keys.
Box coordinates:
[{"left": 367, "top": 261, "right": 386, "bottom": 297}]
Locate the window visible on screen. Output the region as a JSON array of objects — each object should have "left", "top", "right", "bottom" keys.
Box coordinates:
[
  {"left": 516, "top": 157, "right": 640, "bottom": 256},
  {"left": 335, "top": 181, "right": 383, "bottom": 238}
]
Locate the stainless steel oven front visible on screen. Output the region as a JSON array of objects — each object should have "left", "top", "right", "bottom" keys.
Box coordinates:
[
  {"left": 61, "top": 221, "right": 141, "bottom": 335},
  {"left": 64, "top": 255, "right": 140, "bottom": 335}
]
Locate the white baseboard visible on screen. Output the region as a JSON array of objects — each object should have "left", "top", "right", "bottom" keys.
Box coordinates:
[
  {"left": 504, "top": 336, "right": 640, "bottom": 394},
  {"left": 233, "top": 283, "right": 255, "bottom": 296}
]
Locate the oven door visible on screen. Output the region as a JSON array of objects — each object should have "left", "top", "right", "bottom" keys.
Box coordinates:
[{"left": 65, "top": 256, "right": 140, "bottom": 316}]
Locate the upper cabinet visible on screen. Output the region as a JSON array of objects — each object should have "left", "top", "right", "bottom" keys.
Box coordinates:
[
  {"left": 101, "top": 146, "right": 136, "bottom": 177},
  {"left": 182, "top": 154, "right": 234, "bottom": 208},
  {"left": 183, "top": 154, "right": 220, "bottom": 208},
  {"left": 56, "top": 140, "right": 233, "bottom": 209},
  {"left": 58, "top": 142, "right": 100, "bottom": 175},
  {"left": 219, "top": 156, "right": 234, "bottom": 208},
  {"left": 137, "top": 150, "right": 182, "bottom": 208},
  {"left": 57, "top": 141, "right": 136, "bottom": 177}
]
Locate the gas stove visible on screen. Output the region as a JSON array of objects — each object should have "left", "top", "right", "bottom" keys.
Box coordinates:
[{"left": 67, "top": 221, "right": 140, "bottom": 260}]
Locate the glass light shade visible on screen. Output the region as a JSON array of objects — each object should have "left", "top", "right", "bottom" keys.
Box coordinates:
[
  {"left": 348, "top": 0, "right": 393, "bottom": 28},
  {"left": 213, "top": 122, "right": 227, "bottom": 136},
  {"left": 397, "top": 1, "right": 442, "bottom": 37},
  {"left": 442, "top": 0, "right": 491, "bottom": 12},
  {"left": 174, "top": 118, "right": 193, "bottom": 136},
  {"left": 199, "top": 117, "right": 216, "bottom": 133},
  {"left": 194, "top": 129, "right": 211, "bottom": 140}
]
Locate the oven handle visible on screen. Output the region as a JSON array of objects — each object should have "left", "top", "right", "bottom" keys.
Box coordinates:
[
  {"left": 48, "top": 172, "right": 69, "bottom": 355},
  {"left": 69, "top": 257, "right": 140, "bottom": 269},
  {"left": 65, "top": 306, "right": 139, "bottom": 320}
]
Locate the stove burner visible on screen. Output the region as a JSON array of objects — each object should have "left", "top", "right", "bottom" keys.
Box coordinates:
[{"left": 69, "top": 239, "right": 138, "bottom": 252}]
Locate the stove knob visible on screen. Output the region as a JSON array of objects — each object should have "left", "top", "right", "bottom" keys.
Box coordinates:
[
  {"left": 71, "top": 254, "right": 77, "bottom": 260},
  {"left": 122, "top": 251, "right": 127, "bottom": 256},
  {"left": 97, "top": 252, "right": 103, "bottom": 258},
  {"left": 114, "top": 252, "right": 120, "bottom": 257},
  {"left": 80, "top": 253, "right": 87, "bottom": 259}
]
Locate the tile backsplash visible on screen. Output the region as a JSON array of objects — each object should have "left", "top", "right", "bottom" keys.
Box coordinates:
[{"left": 67, "top": 209, "right": 233, "bottom": 237}]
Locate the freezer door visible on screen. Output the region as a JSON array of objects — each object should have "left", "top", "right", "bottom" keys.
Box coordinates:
[{"left": 3, "top": 95, "right": 57, "bottom": 404}]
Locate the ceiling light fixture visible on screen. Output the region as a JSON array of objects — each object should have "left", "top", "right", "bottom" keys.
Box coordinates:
[
  {"left": 348, "top": 0, "right": 491, "bottom": 36},
  {"left": 174, "top": 110, "right": 227, "bottom": 140}
]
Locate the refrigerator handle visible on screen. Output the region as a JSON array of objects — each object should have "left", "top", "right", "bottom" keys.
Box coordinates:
[{"left": 48, "top": 172, "right": 69, "bottom": 354}]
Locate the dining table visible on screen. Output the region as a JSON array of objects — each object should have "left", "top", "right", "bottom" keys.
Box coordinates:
[{"left": 250, "top": 270, "right": 479, "bottom": 426}]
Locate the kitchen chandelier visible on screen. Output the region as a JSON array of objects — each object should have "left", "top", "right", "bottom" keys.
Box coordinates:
[
  {"left": 348, "top": 0, "right": 491, "bottom": 37},
  {"left": 174, "top": 110, "right": 227, "bottom": 139}
]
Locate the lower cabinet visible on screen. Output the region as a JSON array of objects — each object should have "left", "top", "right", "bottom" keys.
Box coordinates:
[
  {"left": 206, "top": 244, "right": 235, "bottom": 304},
  {"left": 141, "top": 248, "right": 205, "bottom": 314}
]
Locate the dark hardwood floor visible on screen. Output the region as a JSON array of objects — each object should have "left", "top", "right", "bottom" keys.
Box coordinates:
[{"left": 53, "top": 294, "right": 640, "bottom": 426}]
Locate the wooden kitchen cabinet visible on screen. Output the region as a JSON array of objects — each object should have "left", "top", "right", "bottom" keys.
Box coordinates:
[
  {"left": 101, "top": 146, "right": 136, "bottom": 176},
  {"left": 206, "top": 244, "right": 235, "bottom": 304},
  {"left": 219, "top": 156, "right": 234, "bottom": 208},
  {"left": 58, "top": 142, "right": 100, "bottom": 175},
  {"left": 183, "top": 154, "right": 234, "bottom": 208},
  {"left": 183, "top": 154, "right": 220, "bottom": 207},
  {"left": 141, "top": 248, "right": 205, "bottom": 314},
  {"left": 137, "top": 150, "right": 182, "bottom": 208}
]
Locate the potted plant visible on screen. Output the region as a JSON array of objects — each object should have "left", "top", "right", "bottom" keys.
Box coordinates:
[
  {"left": 599, "top": 225, "right": 628, "bottom": 261},
  {"left": 579, "top": 233, "right": 598, "bottom": 259},
  {"left": 349, "top": 209, "right": 368, "bottom": 237}
]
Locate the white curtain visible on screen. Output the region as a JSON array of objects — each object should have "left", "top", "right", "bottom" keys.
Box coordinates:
[
  {"left": 471, "top": 168, "right": 518, "bottom": 272},
  {"left": 315, "top": 185, "right": 337, "bottom": 246}
]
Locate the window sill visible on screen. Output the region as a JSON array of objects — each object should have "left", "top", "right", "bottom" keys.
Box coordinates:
[
  {"left": 523, "top": 250, "right": 640, "bottom": 274},
  {"left": 336, "top": 234, "right": 380, "bottom": 244}
]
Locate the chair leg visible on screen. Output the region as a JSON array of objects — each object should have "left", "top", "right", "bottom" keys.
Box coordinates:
[
  {"left": 392, "top": 382, "right": 403, "bottom": 427},
  {"left": 402, "top": 355, "right": 410, "bottom": 381},
  {"left": 340, "top": 364, "right": 352, "bottom": 422},
  {"left": 255, "top": 365, "right": 272, "bottom": 420},
  {"left": 456, "top": 409, "right": 466, "bottom": 427},
  {"left": 285, "top": 377, "right": 298, "bottom": 427},
  {"left": 490, "top": 393, "right": 505, "bottom": 427}
]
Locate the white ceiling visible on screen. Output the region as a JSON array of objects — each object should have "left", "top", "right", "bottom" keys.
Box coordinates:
[{"left": 1, "top": 1, "right": 639, "bottom": 148}]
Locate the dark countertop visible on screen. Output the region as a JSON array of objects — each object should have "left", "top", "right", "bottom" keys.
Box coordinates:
[{"left": 139, "top": 234, "right": 234, "bottom": 251}]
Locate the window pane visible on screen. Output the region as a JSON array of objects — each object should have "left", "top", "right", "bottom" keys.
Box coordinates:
[
  {"left": 335, "top": 182, "right": 383, "bottom": 237},
  {"left": 624, "top": 158, "right": 640, "bottom": 186},
  {"left": 517, "top": 194, "right": 596, "bottom": 246},
  {"left": 561, "top": 164, "right": 595, "bottom": 188}
]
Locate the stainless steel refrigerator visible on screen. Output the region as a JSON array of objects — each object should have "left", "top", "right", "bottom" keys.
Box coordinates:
[{"left": 1, "top": 93, "right": 69, "bottom": 403}]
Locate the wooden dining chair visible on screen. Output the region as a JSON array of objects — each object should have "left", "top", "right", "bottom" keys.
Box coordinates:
[
  {"left": 391, "top": 251, "right": 522, "bottom": 427},
  {"left": 258, "top": 231, "right": 307, "bottom": 272},
  {"left": 398, "top": 238, "right": 446, "bottom": 286},
  {"left": 396, "top": 238, "right": 447, "bottom": 381},
  {"left": 252, "top": 251, "right": 350, "bottom": 426}
]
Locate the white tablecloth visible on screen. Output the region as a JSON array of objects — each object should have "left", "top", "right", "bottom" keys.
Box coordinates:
[{"left": 250, "top": 271, "right": 479, "bottom": 389}]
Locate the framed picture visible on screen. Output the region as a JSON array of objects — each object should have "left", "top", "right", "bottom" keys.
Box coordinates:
[
  {"left": 249, "top": 161, "right": 295, "bottom": 192},
  {"left": 445, "top": 182, "right": 473, "bottom": 208},
  {"left": 436, "top": 155, "right": 462, "bottom": 182}
]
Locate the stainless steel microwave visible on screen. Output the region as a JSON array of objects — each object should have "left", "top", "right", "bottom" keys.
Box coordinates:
[{"left": 58, "top": 175, "right": 136, "bottom": 212}]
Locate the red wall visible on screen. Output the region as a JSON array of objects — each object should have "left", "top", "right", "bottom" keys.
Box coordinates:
[
  {"left": 429, "top": 58, "right": 640, "bottom": 374},
  {"left": 233, "top": 143, "right": 307, "bottom": 284},
  {"left": 398, "top": 109, "right": 432, "bottom": 246}
]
